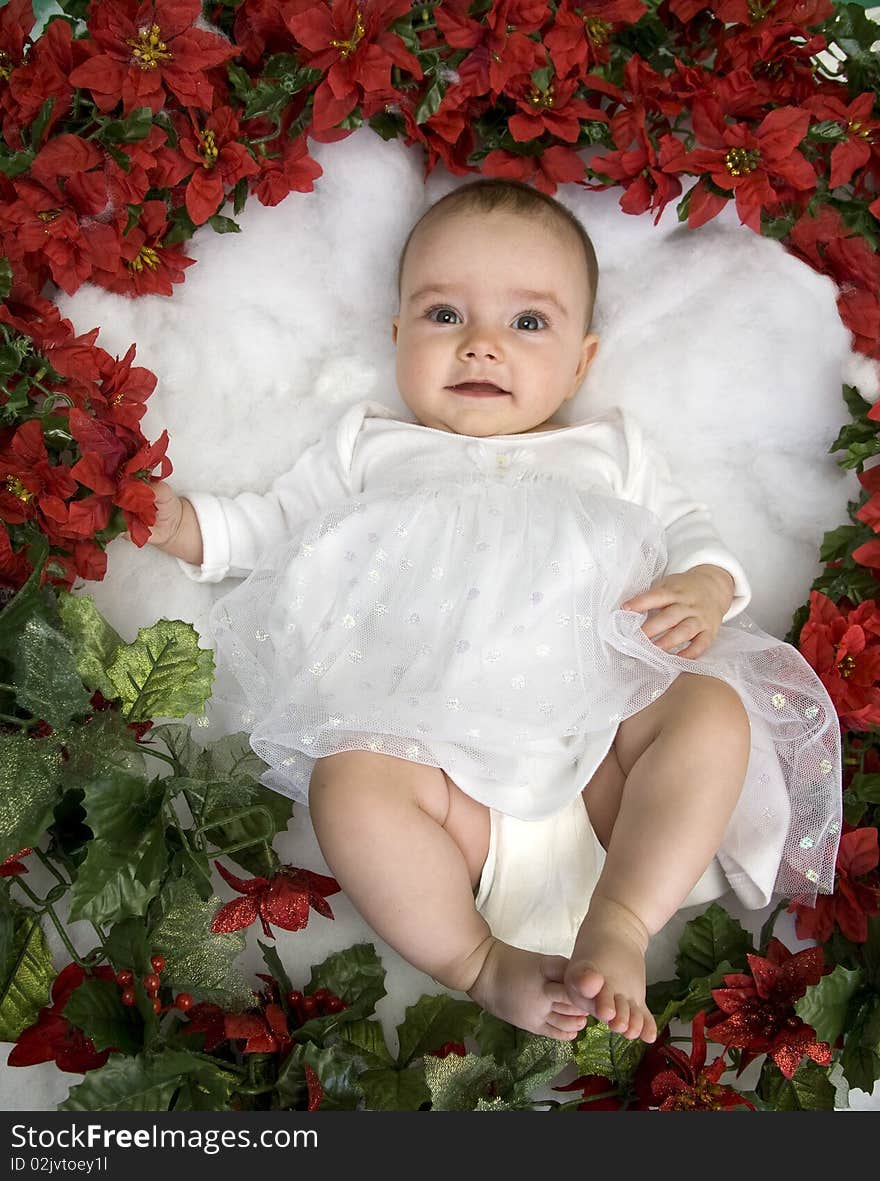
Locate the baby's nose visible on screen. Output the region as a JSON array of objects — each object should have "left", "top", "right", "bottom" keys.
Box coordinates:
[{"left": 459, "top": 327, "right": 501, "bottom": 359}]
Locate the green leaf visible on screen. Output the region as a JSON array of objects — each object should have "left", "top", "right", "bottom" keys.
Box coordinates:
[
  {"left": 847, "top": 773, "right": 880, "bottom": 805},
  {"left": 56, "top": 591, "right": 124, "bottom": 699},
  {"left": 396, "top": 993, "right": 481, "bottom": 1067},
  {"left": 290, "top": 1041, "right": 365, "bottom": 1110},
  {"left": 756, "top": 1057, "right": 836, "bottom": 1111},
  {"left": 674, "top": 961, "right": 736, "bottom": 1024},
  {"left": 358, "top": 1065, "right": 430, "bottom": 1110},
  {"left": 508, "top": 1034, "right": 573, "bottom": 1105},
  {"left": 63, "top": 976, "right": 144, "bottom": 1055},
  {"left": 9, "top": 611, "right": 91, "bottom": 727},
  {"left": 573, "top": 1020, "right": 646, "bottom": 1088},
  {"left": 80, "top": 769, "right": 165, "bottom": 846},
  {"left": 0, "top": 899, "right": 55, "bottom": 1042},
  {"left": 97, "top": 106, "right": 154, "bottom": 143},
  {"left": 0, "top": 731, "right": 64, "bottom": 862},
  {"left": 841, "top": 995, "right": 880, "bottom": 1092},
  {"left": 424, "top": 1051, "right": 505, "bottom": 1111},
  {"left": 150, "top": 878, "right": 254, "bottom": 1010},
  {"left": 102, "top": 917, "right": 151, "bottom": 979},
  {"left": 863, "top": 914, "right": 880, "bottom": 987},
  {"left": 258, "top": 939, "right": 293, "bottom": 999},
  {"left": 795, "top": 964, "right": 864, "bottom": 1047},
  {"left": 59, "top": 1050, "right": 213, "bottom": 1111},
  {"left": 171, "top": 1060, "right": 239, "bottom": 1111},
  {"left": 67, "top": 824, "right": 169, "bottom": 925},
  {"left": 675, "top": 902, "right": 753, "bottom": 983},
  {"left": 336, "top": 1017, "right": 396, "bottom": 1070},
  {"left": 295, "top": 944, "right": 387, "bottom": 1042},
  {"left": 147, "top": 721, "right": 200, "bottom": 774},
  {"left": 415, "top": 74, "right": 446, "bottom": 125},
  {"left": 107, "top": 619, "right": 214, "bottom": 721},
  {"left": 28, "top": 97, "right": 56, "bottom": 151},
  {"left": 208, "top": 214, "right": 241, "bottom": 234},
  {"left": 185, "top": 773, "right": 290, "bottom": 879},
  {"left": 0, "top": 257, "right": 11, "bottom": 301},
  {"left": 0, "top": 148, "right": 34, "bottom": 178}
]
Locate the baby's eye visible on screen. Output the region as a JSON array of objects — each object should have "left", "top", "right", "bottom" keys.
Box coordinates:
[
  {"left": 425, "top": 305, "right": 461, "bottom": 325},
  {"left": 514, "top": 310, "right": 549, "bottom": 331}
]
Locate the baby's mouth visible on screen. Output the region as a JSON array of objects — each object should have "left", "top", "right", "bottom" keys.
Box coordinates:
[{"left": 449, "top": 382, "right": 510, "bottom": 396}]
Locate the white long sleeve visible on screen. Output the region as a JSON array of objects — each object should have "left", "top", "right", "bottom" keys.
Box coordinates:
[
  {"left": 176, "top": 403, "right": 373, "bottom": 583},
  {"left": 619, "top": 411, "right": 752, "bottom": 622}
]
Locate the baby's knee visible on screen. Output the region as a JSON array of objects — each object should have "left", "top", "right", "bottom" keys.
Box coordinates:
[{"left": 691, "top": 675, "right": 750, "bottom": 750}]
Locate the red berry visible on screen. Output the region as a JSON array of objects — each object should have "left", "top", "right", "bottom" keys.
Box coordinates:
[
  {"left": 150, "top": 955, "right": 166, "bottom": 973},
  {"left": 116, "top": 969, "right": 133, "bottom": 987},
  {"left": 174, "top": 993, "right": 193, "bottom": 1011},
  {"left": 152, "top": 998, "right": 162, "bottom": 1014},
  {"left": 143, "top": 973, "right": 161, "bottom": 994},
  {"left": 312, "top": 988, "right": 332, "bottom": 1004},
  {"left": 121, "top": 988, "right": 136, "bottom": 1006},
  {"left": 324, "top": 996, "right": 346, "bottom": 1014},
  {"left": 301, "top": 995, "right": 318, "bottom": 1019}
]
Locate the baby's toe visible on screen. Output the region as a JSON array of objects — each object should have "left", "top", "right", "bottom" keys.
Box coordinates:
[
  {"left": 609, "top": 995, "right": 630, "bottom": 1034},
  {"left": 641, "top": 1011, "right": 658, "bottom": 1043},
  {"left": 564, "top": 962, "right": 605, "bottom": 1006},
  {"left": 591, "top": 982, "right": 618, "bottom": 1024}
]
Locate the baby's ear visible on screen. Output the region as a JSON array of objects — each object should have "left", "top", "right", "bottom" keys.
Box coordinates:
[
  {"left": 577, "top": 333, "right": 600, "bottom": 380},
  {"left": 391, "top": 315, "right": 399, "bottom": 344}
]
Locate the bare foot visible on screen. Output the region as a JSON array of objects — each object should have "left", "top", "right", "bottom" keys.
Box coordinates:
[
  {"left": 564, "top": 896, "right": 657, "bottom": 1043},
  {"left": 466, "top": 937, "right": 591, "bottom": 1041}
]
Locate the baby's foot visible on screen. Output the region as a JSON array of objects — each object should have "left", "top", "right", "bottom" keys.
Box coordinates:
[
  {"left": 466, "top": 937, "right": 590, "bottom": 1041},
  {"left": 564, "top": 896, "right": 657, "bottom": 1043}
]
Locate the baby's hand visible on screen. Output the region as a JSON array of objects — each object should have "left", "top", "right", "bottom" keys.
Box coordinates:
[
  {"left": 620, "top": 565, "right": 735, "bottom": 660},
  {"left": 144, "top": 481, "right": 184, "bottom": 548}
]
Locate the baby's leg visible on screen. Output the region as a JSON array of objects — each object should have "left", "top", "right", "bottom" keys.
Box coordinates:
[
  {"left": 569, "top": 672, "right": 750, "bottom": 1042},
  {"left": 308, "top": 751, "right": 589, "bottom": 1040}
]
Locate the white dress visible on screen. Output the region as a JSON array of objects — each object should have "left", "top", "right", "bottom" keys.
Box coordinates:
[{"left": 179, "top": 399, "right": 842, "bottom": 908}]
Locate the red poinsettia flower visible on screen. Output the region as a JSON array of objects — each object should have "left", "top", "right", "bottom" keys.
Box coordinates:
[
  {"left": 89, "top": 200, "right": 196, "bottom": 297},
  {"left": 0, "top": 419, "right": 79, "bottom": 528},
  {"left": 177, "top": 105, "right": 260, "bottom": 225},
  {"left": 711, "top": 0, "right": 833, "bottom": 29},
  {"left": 68, "top": 0, "right": 238, "bottom": 115},
  {"left": 0, "top": 847, "right": 33, "bottom": 877},
  {"left": 648, "top": 1011, "right": 756, "bottom": 1110},
  {"left": 804, "top": 92, "right": 880, "bottom": 190},
  {"left": 552, "top": 1073, "right": 625, "bottom": 1110},
  {"left": 706, "top": 937, "right": 832, "bottom": 1080},
  {"left": 788, "top": 825, "right": 880, "bottom": 944},
  {"left": 211, "top": 860, "right": 341, "bottom": 939},
  {"left": 0, "top": 523, "right": 31, "bottom": 590},
  {"left": 1, "top": 5, "right": 87, "bottom": 152},
  {"left": 506, "top": 72, "right": 607, "bottom": 145},
  {"left": 672, "top": 101, "right": 816, "bottom": 232},
  {"left": 178, "top": 1001, "right": 229, "bottom": 1051},
  {"left": 798, "top": 590, "right": 880, "bottom": 730},
  {"left": 287, "top": 0, "right": 423, "bottom": 132},
  {"left": 716, "top": 22, "right": 832, "bottom": 108},
  {"left": 544, "top": 0, "right": 647, "bottom": 79},
  {"left": 433, "top": 0, "right": 546, "bottom": 103},
  {"left": 7, "top": 962, "right": 118, "bottom": 1072},
  {"left": 481, "top": 142, "right": 587, "bottom": 196},
  {"left": 226, "top": 1003, "right": 293, "bottom": 1054},
  {"left": 0, "top": 0, "right": 32, "bottom": 86}
]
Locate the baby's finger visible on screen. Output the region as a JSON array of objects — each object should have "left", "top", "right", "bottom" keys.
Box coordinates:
[
  {"left": 620, "top": 585, "right": 679, "bottom": 612},
  {"left": 650, "top": 618, "right": 700, "bottom": 652},
  {"left": 639, "top": 604, "right": 690, "bottom": 641}
]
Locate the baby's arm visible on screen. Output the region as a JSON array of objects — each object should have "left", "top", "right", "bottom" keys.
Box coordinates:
[{"left": 146, "top": 482, "right": 203, "bottom": 566}]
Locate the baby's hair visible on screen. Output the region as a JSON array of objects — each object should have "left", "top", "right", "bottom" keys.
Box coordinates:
[{"left": 396, "top": 178, "right": 599, "bottom": 333}]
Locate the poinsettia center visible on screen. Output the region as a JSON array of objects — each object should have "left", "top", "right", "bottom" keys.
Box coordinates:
[
  {"left": 583, "top": 17, "right": 612, "bottom": 45},
  {"left": 666, "top": 1079, "right": 728, "bottom": 1110},
  {"left": 5, "top": 476, "right": 33, "bottom": 503},
  {"left": 329, "top": 9, "right": 365, "bottom": 58},
  {"left": 724, "top": 147, "right": 761, "bottom": 177},
  {"left": 837, "top": 651, "right": 856, "bottom": 677},
  {"left": 747, "top": 0, "right": 776, "bottom": 20},
  {"left": 0, "top": 51, "right": 15, "bottom": 81},
  {"left": 529, "top": 83, "right": 555, "bottom": 109},
  {"left": 847, "top": 120, "right": 871, "bottom": 139},
  {"left": 36, "top": 209, "right": 62, "bottom": 223},
  {"left": 128, "top": 245, "right": 160, "bottom": 273},
  {"left": 126, "top": 24, "right": 173, "bottom": 71},
  {"left": 199, "top": 131, "right": 219, "bottom": 168}
]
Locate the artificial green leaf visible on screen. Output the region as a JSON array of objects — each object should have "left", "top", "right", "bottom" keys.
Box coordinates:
[
  {"left": 841, "top": 996, "right": 880, "bottom": 1092},
  {"left": 508, "top": 1035, "right": 573, "bottom": 1104},
  {"left": 756, "top": 1058, "right": 836, "bottom": 1111},
  {"left": 56, "top": 592, "right": 124, "bottom": 699},
  {"left": 0, "top": 256, "right": 11, "bottom": 301},
  {"left": 59, "top": 1050, "right": 213, "bottom": 1111},
  {"left": 573, "top": 1019, "right": 646, "bottom": 1089},
  {"left": 795, "top": 964, "right": 863, "bottom": 1047},
  {"left": 80, "top": 770, "right": 165, "bottom": 845},
  {"left": 147, "top": 721, "right": 200, "bottom": 773},
  {"left": 150, "top": 878, "right": 253, "bottom": 1010},
  {"left": 107, "top": 619, "right": 214, "bottom": 721},
  {"left": 295, "top": 943, "right": 386, "bottom": 1041},
  {"left": 424, "top": 1051, "right": 504, "bottom": 1111},
  {"left": 258, "top": 939, "right": 293, "bottom": 999},
  {"left": 208, "top": 214, "right": 241, "bottom": 234},
  {"left": 0, "top": 731, "right": 63, "bottom": 862},
  {"left": 171, "top": 1061, "right": 239, "bottom": 1111},
  {"left": 336, "top": 1017, "right": 396, "bottom": 1069},
  {"left": 67, "top": 825, "right": 169, "bottom": 925},
  {"left": 0, "top": 900, "right": 55, "bottom": 1041},
  {"left": 675, "top": 903, "right": 753, "bottom": 982},
  {"left": 102, "top": 918, "right": 150, "bottom": 979},
  {"left": 9, "top": 612, "right": 91, "bottom": 727},
  {"left": 396, "top": 992, "right": 481, "bottom": 1067},
  {"left": 295, "top": 1041, "right": 364, "bottom": 1110},
  {"left": 473, "top": 1011, "right": 534, "bottom": 1063},
  {"left": 97, "top": 106, "right": 154, "bottom": 143},
  {"left": 358, "top": 1065, "right": 430, "bottom": 1110},
  {"left": 63, "top": 976, "right": 143, "bottom": 1055},
  {"left": 184, "top": 773, "right": 289, "bottom": 879}
]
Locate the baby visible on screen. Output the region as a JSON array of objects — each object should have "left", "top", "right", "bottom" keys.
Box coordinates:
[{"left": 142, "top": 179, "right": 842, "bottom": 1045}]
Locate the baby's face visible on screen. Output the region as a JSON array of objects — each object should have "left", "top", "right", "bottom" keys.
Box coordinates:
[{"left": 392, "top": 209, "right": 599, "bottom": 436}]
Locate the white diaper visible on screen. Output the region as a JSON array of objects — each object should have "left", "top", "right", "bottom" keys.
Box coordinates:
[{"left": 473, "top": 794, "right": 729, "bottom": 957}]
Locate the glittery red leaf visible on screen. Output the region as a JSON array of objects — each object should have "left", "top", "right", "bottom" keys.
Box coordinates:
[
  {"left": 211, "top": 895, "right": 259, "bottom": 933},
  {"left": 213, "top": 859, "right": 268, "bottom": 894}
]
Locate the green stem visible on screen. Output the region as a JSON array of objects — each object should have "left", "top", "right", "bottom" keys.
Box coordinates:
[
  {"left": 10, "top": 877, "right": 91, "bottom": 967},
  {"left": 0, "top": 713, "right": 42, "bottom": 730},
  {"left": 32, "top": 847, "right": 70, "bottom": 889}
]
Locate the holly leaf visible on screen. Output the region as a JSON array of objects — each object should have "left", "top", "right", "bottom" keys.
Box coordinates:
[
  {"left": 0, "top": 899, "right": 55, "bottom": 1041},
  {"left": 80, "top": 769, "right": 165, "bottom": 845},
  {"left": 67, "top": 825, "right": 169, "bottom": 925},
  {"left": 171, "top": 1060, "right": 239, "bottom": 1111},
  {"left": 181, "top": 770, "right": 291, "bottom": 879},
  {"left": 106, "top": 619, "right": 214, "bottom": 722},
  {"left": 424, "top": 1051, "right": 505, "bottom": 1111},
  {"left": 573, "top": 1019, "right": 646, "bottom": 1088},
  {"left": 357, "top": 1065, "right": 429, "bottom": 1110},
  {"left": 756, "top": 1057, "right": 836, "bottom": 1110},
  {"left": 795, "top": 964, "right": 864, "bottom": 1047},
  {"left": 62, "top": 976, "right": 143, "bottom": 1055},
  {"left": 396, "top": 993, "right": 481, "bottom": 1067},
  {"left": 149, "top": 878, "right": 253, "bottom": 1010},
  {"left": 336, "top": 1017, "right": 396, "bottom": 1069},
  {"left": 8, "top": 611, "right": 91, "bottom": 727},
  {"left": 56, "top": 591, "right": 124, "bottom": 699},
  {"left": 0, "top": 257, "right": 11, "bottom": 301},
  {"left": 0, "top": 732, "right": 64, "bottom": 862},
  {"left": 59, "top": 1050, "right": 213, "bottom": 1111},
  {"left": 283, "top": 1041, "right": 364, "bottom": 1111},
  {"left": 295, "top": 943, "right": 386, "bottom": 1041},
  {"left": 675, "top": 902, "right": 753, "bottom": 983},
  {"left": 507, "top": 1034, "right": 574, "bottom": 1105},
  {"left": 258, "top": 939, "right": 293, "bottom": 999},
  {"left": 840, "top": 995, "right": 880, "bottom": 1093}
]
